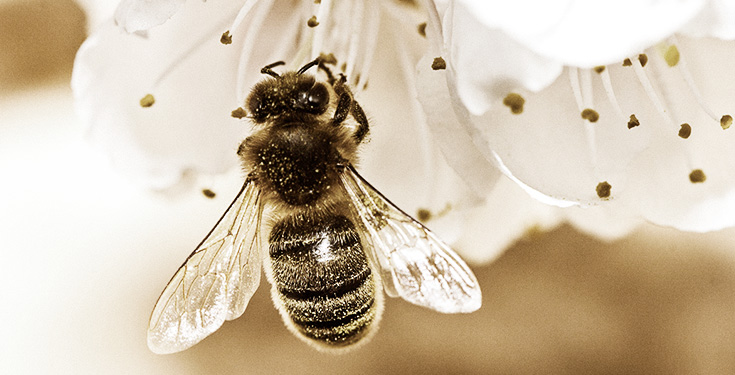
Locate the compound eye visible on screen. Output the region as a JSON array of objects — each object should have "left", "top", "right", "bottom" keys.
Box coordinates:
[
  {"left": 296, "top": 83, "right": 329, "bottom": 113},
  {"left": 308, "top": 83, "right": 329, "bottom": 109}
]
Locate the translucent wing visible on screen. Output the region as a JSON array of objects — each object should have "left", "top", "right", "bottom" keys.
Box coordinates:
[
  {"left": 147, "top": 180, "right": 264, "bottom": 354},
  {"left": 340, "top": 165, "right": 481, "bottom": 313}
]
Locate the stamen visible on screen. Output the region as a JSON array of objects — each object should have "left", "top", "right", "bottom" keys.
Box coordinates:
[
  {"left": 568, "top": 68, "right": 599, "bottom": 169},
  {"left": 354, "top": 4, "right": 380, "bottom": 91},
  {"left": 311, "top": 0, "right": 333, "bottom": 59},
  {"left": 220, "top": 31, "right": 232, "bottom": 45},
  {"left": 568, "top": 67, "right": 584, "bottom": 112},
  {"left": 431, "top": 57, "right": 447, "bottom": 70},
  {"left": 667, "top": 37, "right": 719, "bottom": 123},
  {"left": 502, "top": 93, "right": 525, "bottom": 114},
  {"left": 425, "top": 0, "right": 444, "bottom": 53},
  {"left": 417, "top": 22, "right": 427, "bottom": 37},
  {"left": 307, "top": 15, "right": 319, "bottom": 27},
  {"left": 689, "top": 169, "right": 706, "bottom": 183},
  {"left": 580, "top": 68, "right": 594, "bottom": 109},
  {"left": 721, "top": 115, "right": 733, "bottom": 130},
  {"left": 630, "top": 55, "right": 675, "bottom": 128},
  {"left": 234, "top": 0, "right": 280, "bottom": 103},
  {"left": 598, "top": 68, "right": 625, "bottom": 119},
  {"left": 596, "top": 181, "right": 611, "bottom": 199},
  {"left": 627, "top": 114, "right": 640, "bottom": 129},
  {"left": 343, "top": 0, "right": 365, "bottom": 82},
  {"left": 140, "top": 94, "right": 155, "bottom": 108}
]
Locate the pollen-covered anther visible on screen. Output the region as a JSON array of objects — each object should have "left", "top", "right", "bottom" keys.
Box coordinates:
[
  {"left": 665, "top": 45, "right": 680, "bottom": 67},
  {"left": 593, "top": 66, "right": 605, "bottom": 73},
  {"left": 581, "top": 108, "right": 599, "bottom": 123},
  {"left": 638, "top": 54, "right": 648, "bottom": 67},
  {"left": 596, "top": 181, "right": 612, "bottom": 199},
  {"left": 721, "top": 115, "right": 732, "bottom": 130},
  {"left": 627, "top": 114, "right": 640, "bottom": 129},
  {"left": 622, "top": 58, "right": 632, "bottom": 67},
  {"left": 220, "top": 31, "right": 232, "bottom": 45},
  {"left": 231, "top": 107, "right": 247, "bottom": 119},
  {"left": 689, "top": 169, "right": 706, "bottom": 183},
  {"left": 502, "top": 93, "right": 525, "bottom": 114},
  {"left": 431, "top": 57, "right": 446, "bottom": 70},
  {"left": 417, "top": 22, "right": 427, "bottom": 37},
  {"left": 202, "top": 189, "right": 216, "bottom": 198},
  {"left": 307, "top": 15, "right": 319, "bottom": 27},
  {"left": 140, "top": 94, "right": 155, "bottom": 108},
  {"left": 678, "top": 123, "right": 691, "bottom": 139}
]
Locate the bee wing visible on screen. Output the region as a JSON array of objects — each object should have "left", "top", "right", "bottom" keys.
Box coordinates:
[
  {"left": 339, "top": 165, "right": 481, "bottom": 313},
  {"left": 147, "top": 180, "right": 265, "bottom": 354}
]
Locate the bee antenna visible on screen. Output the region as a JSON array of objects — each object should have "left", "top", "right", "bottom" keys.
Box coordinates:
[
  {"left": 261, "top": 61, "right": 286, "bottom": 78},
  {"left": 297, "top": 57, "right": 322, "bottom": 75}
]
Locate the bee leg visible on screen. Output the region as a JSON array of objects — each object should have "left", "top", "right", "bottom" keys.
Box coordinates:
[
  {"left": 333, "top": 92, "right": 352, "bottom": 126},
  {"left": 332, "top": 75, "right": 352, "bottom": 126},
  {"left": 332, "top": 74, "right": 370, "bottom": 143},
  {"left": 351, "top": 102, "right": 369, "bottom": 143}
]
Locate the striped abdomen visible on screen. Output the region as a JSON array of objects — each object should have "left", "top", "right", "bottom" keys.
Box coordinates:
[{"left": 268, "top": 212, "right": 378, "bottom": 347}]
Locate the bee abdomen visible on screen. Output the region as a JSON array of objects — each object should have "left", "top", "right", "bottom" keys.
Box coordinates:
[
  {"left": 283, "top": 273, "right": 377, "bottom": 346},
  {"left": 269, "top": 213, "right": 378, "bottom": 347}
]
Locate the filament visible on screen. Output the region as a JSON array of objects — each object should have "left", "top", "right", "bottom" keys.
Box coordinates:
[
  {"left": 567, "top": 67, "right": 584, "bottom": 112},
  {"left": 630, "top": 56, "right": 675, "bottom": 128},
  {"left": 598, "top": 68, "right": 625, "bottom": 119},
  {"left": 669, "top": 36, "right": 719, "bottom": 123}
]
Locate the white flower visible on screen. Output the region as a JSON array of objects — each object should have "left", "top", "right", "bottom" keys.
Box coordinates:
[{"left": 421, "top": 0, "right": 735, "bottom": 232}]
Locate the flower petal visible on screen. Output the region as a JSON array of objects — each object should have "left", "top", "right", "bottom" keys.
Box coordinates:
[
  {"left": 444, "top": 1, "right": 563, "bottom": 115},
  {"left": 72, "top": 0, "right": 252, "bottom": 188},
  {"left": 451, "top": 175, "right": 561, "bottom": 265},
  {"left": 682, "top": 0, "right": 735, "bottom": 39},
  {"left": 114, "top": 0, "right": 188, "bottom": 33},
  {"left": 415, "top": 54, "right": 501, "bottom": 198},
  {"left": 456, "top": 0, "right": 706, "bottom": 67}
]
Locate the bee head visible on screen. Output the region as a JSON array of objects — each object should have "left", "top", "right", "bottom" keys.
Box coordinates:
[{"left": 247, "top": 60, "right": 331, "bottom": 124}]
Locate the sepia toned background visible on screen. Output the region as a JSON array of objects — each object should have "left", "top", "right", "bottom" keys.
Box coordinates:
[{"left": 2, "top": 1, "right": 735, "bottom": 373}]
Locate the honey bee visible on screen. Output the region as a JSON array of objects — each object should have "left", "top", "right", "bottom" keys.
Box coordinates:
[{"left": 147, "top": 58, "right": 482, "bottom": 354}]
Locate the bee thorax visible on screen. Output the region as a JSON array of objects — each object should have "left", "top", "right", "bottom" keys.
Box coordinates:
[{"left": 246, "top": 125, "right": 340, "bottom": 206}]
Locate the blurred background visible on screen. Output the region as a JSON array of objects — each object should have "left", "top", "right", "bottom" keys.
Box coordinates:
[{"left": 2, "top": 1, "right": 735, "bottom": 374}]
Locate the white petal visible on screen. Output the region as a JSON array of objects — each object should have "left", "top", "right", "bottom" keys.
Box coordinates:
[
  {"left": 415, "top": 54, "right": 501, "bottom": 197},
  {"left": 72, "top": 0, "right": 251, "bottom": 188},
  {"left": 682, "top": 0, "right": 735, "bottom": 39},
  {"left": 114, "top": 0, "right": 188, "bottom": 33},
  {"left": 563, "top": 205, "right": 642, "bottom": 241},
  {"left": 444, "top": 2, "right": 563, "bottom": 115},
  {"left": 457, "top": 0, "right": 706, "bottom": 67},
  {"left": 451, "top": 175, "right": 562, "bottom": 265}
]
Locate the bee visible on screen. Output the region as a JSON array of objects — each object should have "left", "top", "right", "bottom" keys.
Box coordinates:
[{"left": 147, "top": 58, "right": 482, "bottom": 354}]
